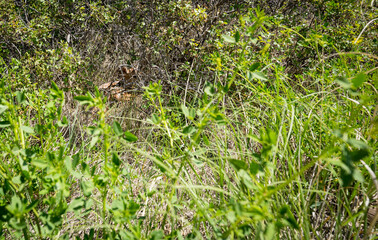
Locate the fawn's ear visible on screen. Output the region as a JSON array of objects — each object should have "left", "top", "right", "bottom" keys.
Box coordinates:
[{"left": 120, "top": 66, "right": 135, "bottom": 74}]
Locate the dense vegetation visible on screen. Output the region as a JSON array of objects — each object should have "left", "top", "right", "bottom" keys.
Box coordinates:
[{"left": 0, "top": 0, "right": 377, "bottom": 239}]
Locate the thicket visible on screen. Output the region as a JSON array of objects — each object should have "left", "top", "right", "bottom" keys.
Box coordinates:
[{"left": 0, "top": 0, "right": 377, "bottom": 239}]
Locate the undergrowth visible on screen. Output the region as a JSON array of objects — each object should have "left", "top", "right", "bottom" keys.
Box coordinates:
[{"left": 0, "top": 1, "right": 377, "bottom": 239}]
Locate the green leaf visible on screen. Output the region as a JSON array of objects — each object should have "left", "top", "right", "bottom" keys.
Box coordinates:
[
  {"left": 340, "top": 147, "right": 367, "bottom": 186},
  {"left": 68, "top": 197, "right": 85, "bottom": 211},
  {"left": 6, "top": 195, "right": 24, "bottom": 215},
  {"left": 16, "top": 91, "right": 26, "bottom": 104},
  {"left": 21, "top": 125, "right": 34, "bottom": 134},
  {"left": 203, "top": 135, "right": 210, "bottom": 146},
  {"left": 351, "top": 73, "right": 367, "bottom": 89},
  {"left": 335, "top": 76, "right": 351, "bottom": 89},
  {"left": 249, "top": 161, "right": 262, "bottom": 175},
  {"left": 234, "top": 31, "right": 240, "bottom": 42},
  {"left": 0, "top": 105, "right": 8, "bottom": 115},
  {"left": 229, "top": 159, "right": 248, "bottom": 171},
  {"left": 251, "top": 71, "right": 268, "bottom": 81},
  {"left": 89, "top": 136, "right": 99, "bottom": 149},
  {"left": 151, "top": 114, "right": 161, "bottom": 124},
  {"left": 57, "top": 116, "right": 68, "bottom": 127},
  {"left": 31, "top": 159, "right": 49, "bottom": 169},
  {"left": 222, "top": 34, "right": 236, "bottom": 43},
  {"left": 80, "top": 181, "right": 94, "bottom": 197},
  {"left": 183, "top": 125, "right": 196, "bottom": 135},
  {"left": 74, "top": 93, "right": 94, "bottom": 106},
  {"left": 12, "top": 175, "right": 22, "bottom": 185},
  {"left": 64, "top": 156, "right": 72, "bottom": 171},
  {"left": 124, "top": 131, "right": 137, "bottom": 142},
  {"left": 149, "top": 230, "right": 164, "bottom": 240},
  {"left": 74, "top": 95, "right": 92, "bottom": 102},
  {"left": 112, "top": 121, "right": 123, "bottom": 136},
  {"left": 265, "top": 223, "right": 275, "bottom": 240},
  {"left": 51, "top": 81, "right": 64, "bottom": 99},
  {"left": 72, "top": 154, "right": 80, "bottom": 169},
  {"left": 25, "top": 200, "right": 39, "bottom": 213},
  {"left": 204, "top": 82, "right": 216, "bottom": 96},
  {"left": 278, "top": 205, "right": 300, "bottom": 229},
  {"left": 181, "top": 104, "right": 189, "bottom": 118},
  {"left": 249, "top": 62, "right": 260, "bottom": 71},
  {"left": 112, "top": 152, "right": 121, "bottom": 166},
  {"left": 347, "top": 139, "right": 369, "bottom": 150},
  {"left": 0, "top": 121, "right": 10, "bottom": 128}
]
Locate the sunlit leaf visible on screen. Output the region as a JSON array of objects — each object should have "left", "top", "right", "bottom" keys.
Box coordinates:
[
  {"left": 229, "top": 159, "right": 248, "bottom": 171},
  {"left": 31, "top": 159, "right": 49, "bottom": 169},
  {"left": 0, "top": 105, "right": 8, "bottom": 115},
  {"left": 81, "top": 181, "right": 94, "bottom": 197},
  {"left": 181, "top": 104, "right": 189, "bottom": 118},
  {"left": 351, "top": 73, "right": 367, "bottom": 89},
  {"left": 0, "top": 121, "right": 10, "bottom": 128},
  {"left": 251, "top": 71, "right": 268, "bottom": 81},
  {"left": 124, "top": 131, "right": 137, "bottom": 142},
  {"left": 21, "top": 125, "right": 34, "bottom": 134},
  {"left": 182, "top": 125, "right": 196, "bottom": 135},
  {"left": 151, "top": 114, "right": 160, "bottom": 124},
  {"left": 222, "top": 34, "right": 236, "bottom": 43},
  {"left": 335, "top": 76, "right": 351, "bottom": 89},
  {"left": 112, "top": 121, "right": 123, "bottom": 136}
]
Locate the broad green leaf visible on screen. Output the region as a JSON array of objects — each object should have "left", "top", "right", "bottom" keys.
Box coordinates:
[
  {"left": 112, "top": 152, "right": 121, "bottom": 166},
  {"left": 74, "top": 94, "right": 94, "bottom": 105},
  {"left": 16, "top": 91, "right": 26, "bottom": 104},
  {"left": 0, "top": 105, "right": 8, "bottom": 115},
  {"left": 222, "top": 34, "right": 236, "bottom": 43},
  {"left": 181, "top": 104, "right": 189, "bottom": 118},
  {"left": 64, "top": 156, "right": 72, "bottom": 171},
  {"left": 335, "top": 76, "right": 351, "bottom": 89},
  {"left": 249, "top": 62, "right": 260, "bottom": 71},
  {"left": 351, "top": 73, "right": 367, "bottom": 89},
  {"left": 251, "top": 71, "right": 268, "bottom": 81},
  {"left": 21, "top": 125, "right": 34, "bottom": 134},
  {"left": 149, "top": 230, "right": 164, "bottom": 240},
  {"left": 31, "top": 159, "right": 49, "bottom": 169},
  {"left": 265, "top": 223, "right": 275, "bottom": 240},
  {"left": 0, "top": 121, "right": 10, "bottom": 128},
  {"left": 347, "top": 139, "right": 369, "bottom": 150},
  {"left": 112, "top": 121, "right": 123, "bottom": 136},
  {"left": 57, "top": 116, "right": 68, "bottom": 127},
  {"left": 6, "top": 195, "right": 24, "bottom": 215},
  {"left": 182, "top": 125, "right": 196, "bottom": 135},
  {"left": 51, "top": 81, "right": 64, "bottom": 99},
  {"left": 89, "top": 136, "right": 99, "bottom": 149},
  {"left": 249, "top": 161, "right": 262, "bottom": 175},
  {"left": 124, "top": 131, "right": 137, "bottom": 142},
  {"left": 279, "top": 205, "right": 300, "bottom": 229},
  {"left": 188, "top": 108, "right": 196, "bottom": 119},
  {"left": 72, "top": 154, "right": 79, "bottom": 169},
  {"left": 151, "top": 114, "right": 160, "bottom": 124},
  {"left": 352, "top": 168, "right": 364, "bottom": 183},
  {"left": 204, "top": 82, "right": 216, "bottom": 96},
  {"left": 25, "top": 200, "right": 39, "bottom": 213},
  {"left": 229, "top": 159, "right": 248, "bottom": 170},
  {"left": 80, "top": 181, "right": 94, "bottom": 197},
  {"left": 234, "top": 31, "right": 240, "bottom": 42},
  {"left": 203, "top": 135, "right": 210, "bottom": 146},
  {"left": 12, "top": 175, "right": 22, "bottom": 185},
  {"left": 68, "top": 197, "right": 85, "bottom": 211},
  {"left": 111, "top": 199, "right": 123, "bottom": 211}
]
